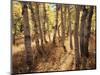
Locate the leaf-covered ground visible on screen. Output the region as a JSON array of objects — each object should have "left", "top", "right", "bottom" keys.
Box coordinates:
[{"left": 12, "top": 35, "right": 96, "bottom": 74}]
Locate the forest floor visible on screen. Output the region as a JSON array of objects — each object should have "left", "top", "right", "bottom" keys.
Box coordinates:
[{"left": 12, "top": 35, "right": 96, "bottom": 74}]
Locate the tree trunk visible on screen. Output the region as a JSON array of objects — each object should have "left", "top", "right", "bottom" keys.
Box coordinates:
[
  {"left": 74, "top": 6, "right": 80, "bottom": 69},
  {"left": 35, "top": 3, "right": 47, "bottom": 57},
  {"left": 44, "top": 5, "right": 51, "bottom": 42},
  {"left": 45, "top": 6, "right": 51, "bottom": 42},
  {"left": 58, "top": 23, "right": 61, "bottom": 41},
  {"left": 63, "top": 5, "right": 67, "bottom": 40},
  {"left": 61, "top": 5, "right": 67, "bottom": 52},
  {"left": 80, "top": 6, "right": 88, "bottom": 57},
  {"left": 68, "top": 6, "right": 73, "bottom": 50},
  {"left": 47, "top": 17, "right": 51, "bottom": 42},
  {"left": 43, "top": 3, "right": 48, "bottom": 44},
  {"left": 81, "top": 7, "right": 94, "bottom": 69},
  {"left": 22, "top": 2, "right": 33, "bottom": 71},
  {"left": 29, "top": 3, "right": 43, "bottom": 56},
  {"left": 13, "top": 24, "right": 16, "bottom": 45},
  {"left": 84, "top": 6, "right": 94, "bottom": 57},
  {"left": 52, "top": 4, "right": 59, "bottom": 45},
  {"left": 80, "top": 6, "right": 88, "bottom": 69}
]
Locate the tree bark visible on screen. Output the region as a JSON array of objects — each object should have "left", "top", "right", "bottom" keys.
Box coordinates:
[
  {"left": 80, "top": 6, "right": 88, "bottom": 57},
  {"left": 22, "top": 2, "right": 33, "bottom": 71},
  {"left": 84, "top": 6, "right": 94, "bottom": 57},
  {"left": 81, "top": 7, "right": 94, "bottom": 69},
  {"left": 68, "top": 6, "right": 73, "bottom": 50},
  {"left": 13, "top": 24, "right": 16, "bottom": 45},
  {"left": 61, "top": 5, "right": 67, "bottom": 52},
  {"left": 53, "top": 4, "right": 59, "bottom": 45},
  {"left": 80, "top": 6, "right": 88, "bottom": 69},
  {"left": 35, "top": 3, "right": 47, "bottom": 57},
  {"left": 74, "top": 6, "right": 80, "bottom": 69},
  {"left": 43, "top": 3, "right": 48, "bottom": 44},
  {"left": 29, "top": 3, "right": 43, "bottom": 56}
]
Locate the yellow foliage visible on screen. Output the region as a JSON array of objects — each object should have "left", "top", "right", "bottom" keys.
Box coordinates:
[{"left": 13, "top": 1, "right": 22, "bottom": 17}]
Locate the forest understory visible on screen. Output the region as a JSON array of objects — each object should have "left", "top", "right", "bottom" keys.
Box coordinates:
[{"left": 12, "top": 35, "right": 96, "bottom": 74}]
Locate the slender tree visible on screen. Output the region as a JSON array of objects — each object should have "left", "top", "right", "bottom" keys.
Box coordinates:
[
  {"left": 22, "top": 2, "right": 33, "bottom": 71},
  {"left": 52, "top": 4, "right": 59, "bottom": 45},
  {"left": 46, "top": 5, "right": 51, "bottom": 42},
  {"left": 80, "top": 6, "right": 88, "bottom": 69},
  {"left": 61, "top": 5, "right": 67, "bottom": 52},
  {"left": 68, "top": 6, "right": 73, "bottom": 50},
  {"left": 43, "top": 3, "right": 48, "bottom": 44},
  {"left": 84, "top": 6, "right": 94, "bottom": 57},
  {"left": 80, "top": 6, "right": 88, "bottom": 56},
  {"left": 36, "top": 3, "right": 44, "bottom": 49},
  {"left": 12, "top": 23, "right": 16, "bottom": 45},
  {"left": 74, "top": 6, "right": 80, "bottom": 69},
  {"left": 47, "top": 18, "right": 51, "bottom": 42},
  {"left": 29, "top": 3, "right": 43, "bottom": 56},
  {"left": 35, "top": 3, "right": 47, "bottom": 57},
  {"left": 80, "top": 6, "right": 93, "bottom": 69},
  {"left": 64, "top": 5, "right": 67, "bottom": 38}
]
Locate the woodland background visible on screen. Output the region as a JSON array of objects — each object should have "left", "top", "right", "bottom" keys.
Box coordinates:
[{"left": 12, "top": 1, "right": 96, "bottom": 74}]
